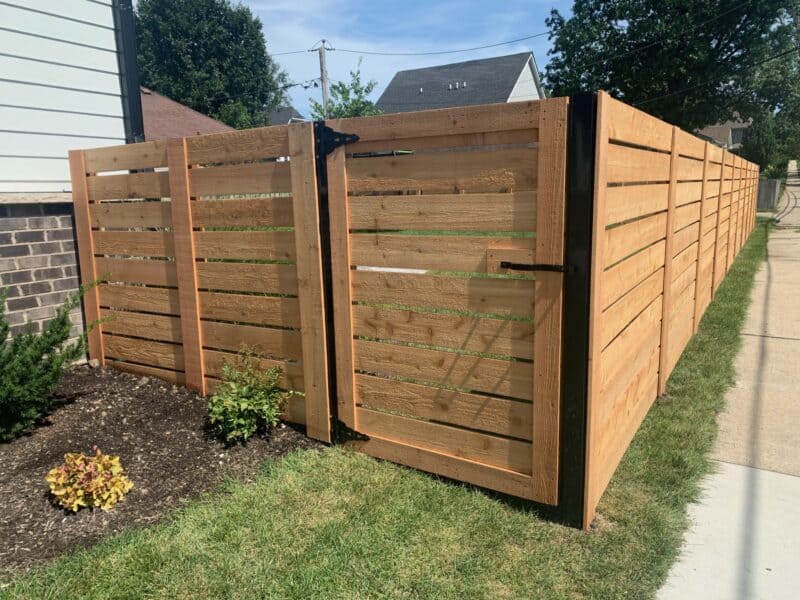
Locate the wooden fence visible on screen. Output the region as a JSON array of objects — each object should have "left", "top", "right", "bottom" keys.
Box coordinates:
[{"left": 69, "top": 92, "right": 758, "bottom": 528}]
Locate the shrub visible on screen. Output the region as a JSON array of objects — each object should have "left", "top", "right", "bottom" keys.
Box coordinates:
[
  {"left": 46, "top": 446, "right": 134, "bottom": 512},
  {"left": 208, "top": 348, "right": 287, "bottom": 443},
  {"left": 0, "top": 287, "right": 92, "bottom": 441}
]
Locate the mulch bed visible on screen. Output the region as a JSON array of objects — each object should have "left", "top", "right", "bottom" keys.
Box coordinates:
[{"left": 0, "top": 365, "right": 322, "bottom": 577}]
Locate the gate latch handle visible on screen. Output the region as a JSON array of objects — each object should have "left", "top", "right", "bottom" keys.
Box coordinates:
[{"left": 499, "top": 261, "right": 568, "bottom": 273}]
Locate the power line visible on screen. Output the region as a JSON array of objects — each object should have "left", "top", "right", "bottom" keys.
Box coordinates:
[
  {"left": 271, "top": 49, "right": 308, "bottom": 56},
  {"left": 634, "top": 45, "right": 800, "bottom": 106},
  {"left": 334, "top": 32, "right": 549, "bottom": 56}
]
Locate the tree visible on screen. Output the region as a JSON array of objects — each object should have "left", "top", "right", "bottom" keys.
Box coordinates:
[
  {"left": 739, "top": 111, "right": 779, "bottom": 169},
  {"left": 544, "top": 1, "right": 795, "bottom": 130},
  {"left": 310, "top": 62, "right": 382, "bottom": 119},
  {"left": 135, "top": 0, "right": 288, "bottom": 129}
]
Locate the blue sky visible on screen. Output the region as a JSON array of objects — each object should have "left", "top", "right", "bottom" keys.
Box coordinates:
[{"left": 242, "top": 0, "right": 574, "bottom": 116}]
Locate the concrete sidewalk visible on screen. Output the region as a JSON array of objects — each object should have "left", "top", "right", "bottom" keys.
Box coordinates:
[{"left": 660, "top": 162, "right": 800, "bottom": 600}]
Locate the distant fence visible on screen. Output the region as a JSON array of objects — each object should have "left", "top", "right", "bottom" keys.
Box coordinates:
[{"left": 69, "top": 92, "right": 758, "bottom": 528}]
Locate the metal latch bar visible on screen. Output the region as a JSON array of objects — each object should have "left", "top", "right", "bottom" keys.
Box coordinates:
[{"left": 499, "top": 261, "right": 568, "bottom": 273}]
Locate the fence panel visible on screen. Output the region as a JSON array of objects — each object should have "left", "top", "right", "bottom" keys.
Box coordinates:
[
  {"left": 583, "top": 92, "right": 758, "bottom": 526},
  {"left": 327, "top": 98, "right": 568, "bottom": 505},
  {"left": 71, "top": 124, "right": 332, "bottom": 442}
]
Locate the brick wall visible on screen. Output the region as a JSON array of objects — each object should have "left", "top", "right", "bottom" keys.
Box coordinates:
[{"left": 0, "top": 203, "right": 84, "bottom": 340}]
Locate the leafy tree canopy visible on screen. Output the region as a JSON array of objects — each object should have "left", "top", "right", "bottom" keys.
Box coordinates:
[
  {"left": 310, "top": 62, "right": 382, "bottom": 119},
  {"left": 136, "top": 0, "right": 288, "bottom": 129},
  {"left": 544, "top": 1, "right": 797, "bottom": 131}
]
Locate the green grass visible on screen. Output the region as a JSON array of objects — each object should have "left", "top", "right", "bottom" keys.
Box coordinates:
[{"left": 0, "top": 221, "right": 770, "bottom": 599}]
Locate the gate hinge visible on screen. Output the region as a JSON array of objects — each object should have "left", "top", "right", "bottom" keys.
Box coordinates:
[
  {"left": 314, "top": 122, "right": 360, "bottom": 157},
  {"left": 500, "top": 261, "right": 572, "bottom": 273}
]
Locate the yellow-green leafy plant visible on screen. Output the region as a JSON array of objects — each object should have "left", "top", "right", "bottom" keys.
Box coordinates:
[
  {"left": 46, "top": 446, "right": 134, "bottom": 512},
  {"left": 208, "top": 347, "right": 287, "bottom": 443}
]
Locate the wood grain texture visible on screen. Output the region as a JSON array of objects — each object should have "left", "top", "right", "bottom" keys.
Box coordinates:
[
  {"left": 356, "top": 407, "right": 532, "bottom": 474},
  {"left": 354, "top": 339, "right": 533, "bottom": 401},
  {"left": 103, "top": 334, "right": 184, "bottom": 371},
  {"left": 69, "top": 150, "right": 104, "bottom": 363},
  {"left": 531, "top": 96, "right": 568, "bottom": 505},
  {"left": 185, "top": 125, "right": 289, "bottom": 165},
  {"left": 356, "top": 374, "right": 532, "bottom": 440},
  {"left": 346, "top": 129, "right": 536, "bottom": 155},
  {"left": 86, "top": 171, "right": 170, "bottom": 201},
  {"left": 198, "top": 292, "right": 300, "bottom": 328},
  {"left": 167, "top": 138, "right": 205, "bottom": 394},
  {"left": 84, "top": 140, "right": 168, "bottom": 172},
  {"left": 601, "top": 240, "right": 666, "bottom": 309},
  {"left": 190, "top": 162, "right": 292, "bottom": 196},
  {"left": 606, "top": 143, "right": 671, "bottom": 184},
  {"left": 93, "top": 231, "right": 174, "bottom": 257},
  {"left": 348, "top": 192, "right": 536, "bottom": 232},
  {"left": 604, "top": 212, "right": 667, "bottom": 267},
  {"left": 601, "top": 267, "right": 664, "bottom": 350},
  {"left": 90, "top": 200, "right": 171, "bottom": 229},
  {"left": 95, "top": 257, "right": 177, "bottom": 287},
  {"left": 201, "top": 321, "right": 303, "bottom": 361},
  {"left": 605, "top": 183, "right": 669, "bottom": 225},
  {"left": 327, "top": 146, "right": 357, "bottom": 428},
  {"left": 194, "top": 230, "right": 296, "bottom": 261},
  {"left": 196, "top": 262, "right": 298, "bottom": 295},
  {"left": 191, "top": 197, "right": 294, "bottom": 228},
  {"left": 100, "top": 310, "right": 182, "bottom": 343},
  {"left": 605, "top": 96, "right": 673, "bottom": 151},
  {"left": 288, "top": 121, "right": 331, "bottom": 443},
  {"left": 693, "top": 143, "right": 711, "bottom": 333},
  {"left": 99, "top": 283, "right": 180, "bottom": 315}
]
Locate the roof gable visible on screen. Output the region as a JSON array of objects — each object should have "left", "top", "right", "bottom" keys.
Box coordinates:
[{"left": 376, "top": 52, "right": 538, "bottom": 114}]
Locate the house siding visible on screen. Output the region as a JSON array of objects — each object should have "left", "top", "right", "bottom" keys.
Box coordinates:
[
  {"left": 506, "top": 61, "right": 541, "bottom": 103},
  {"left": 0, "top": 0, "right": 126, "bottom": 194}
]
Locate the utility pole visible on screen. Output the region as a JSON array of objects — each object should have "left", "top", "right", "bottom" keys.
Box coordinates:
[{"left": 313, "top": 40, "right": 332, "bottom": 118}]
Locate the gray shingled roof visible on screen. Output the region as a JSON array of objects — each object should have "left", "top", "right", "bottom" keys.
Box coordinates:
[
  {"left": 376, "top": 52, "right": 538, "bottom": 114},
  {"left": 267, "top": 106, "right": 305, "bottom": 124}
]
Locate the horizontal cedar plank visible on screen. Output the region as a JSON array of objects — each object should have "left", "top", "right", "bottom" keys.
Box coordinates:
[
  {"left": 605, "top": 97, "right": 673, "bottom": 151},
  {"left": 350, "top": 234, "right": 533, "bottom": 273},
  {"left": 351, "top": 433, "right": 535, "bottom": 499},
  {"left": 605, "top": 212, "right": 667, "bottom": 267},
  {"left": 202, "top": 320, "right": 302, "bottom": 360},
  {"left": 191, "top": 197, "right": 294, "bottom": 228},
  {"left": 602, "top": 240, "right": 666, "bottom": 309},
  {"left": 346, "top": 148, "right": 537, "bottom": 193},
  {"left": 328, "top": 101, "right": 539, "bottom": 142},
  {"left": 672, "top": 222, "right": 700, "bottom": 257},
  {"left": 352, "top": 270, "right": 533, "bottom": 319},
  {"left": 707, "top": 144, "right": 724, "bottom": 163},
  {"left": 356, "top": 373, "right": 532, "bottom": 440},
  {"left": 103, "top": 334, "right": 184, "bottom": 371},
  {"left": 90, "top": 200, "right": 171, "bottom": 229},
  {"left": 355, "top": 339, "right": 533, "bottom": 401},
  {"left": 203, "top": 349, "right": 304, "bottom": 391},
  {"left": 672, "top": 242, "right": 698, "bottom": 282},
  {"left": 671, "top": 259, "right": 697, "bottom": 300},
  {"left": 676, "top": 181, "right": 703, "bottom": 206},
  {"left": 95, "top": 257, "right": 177, "bottom": 286},
  {"left": 703, "top": 196, "right": 719, "bottom": 217},
  {"left": 99, "top": 284, "right": 180, "bottom": 315},
  {"left": 93, "top": 231, "right": 174, "bottom": 257},
  {"left": 674, "top": 201, "right": 701, "bottom": 232},
  {"left": 348, "top": 192, "right": 536, "bottom": 232},
  {"left": 605, "top": 183, "right": 669, "bottom": 225},
  {"left": 84, "top": 140, "right": 168, "bottom": 173},
  {"left": 674, "top": 129, "right": 706, "bottom": 159},
  {"left": 101, "top": 310, "right": 181, "bottom": 343},
  {"left": 719, "top": 193, "right": 732, "bottom": 209},
  {"left": 668, "top": 319, "right": 693, "bottom": 375},
  {"left": 601, "top": 267, "right": 663, "bottom": 349},
  {"left": 599, "top": 295, "right": 662, "bottom": 396},
  {"left": 352, "top": 304, "right": 534, "bottom": 360},
  {"left": 190, "top": 162, "right": 292, "bottom": 196},
  {"left": 199, "top": 291, "right": 300, "bottom": 329},
  {"left": 347, "top": 129, "right": 536, "bottom": 154},
  {"left": 194, "top": 230, "right": 295, "bottom": 261},
  {"left": 111, "top": 360, "right": 185, "bottom": 385},
  {"left": 87, "top": 171, "right": 170, "bottom": 201},
  {"left": 356, "top": 407, "right": 532, "bottom": 474},
  {"left": 185, "top": 126, "right": 289, "bottom": 164},
  {"left": 705, "top": 180, "right": 721, "bottom": 198},
  {"left": 677, "top": 156, "right": 704, "bottom": 181},
  {"left": 700, "top": 229, "right": 716, "bottom": 252},
  {"left": 196, "top": 262, "right": 298, "bottom": 295},
  {"left": 669, "top": 282, "right": 695, "bottom": 328},
  {"left": 606, "top": 143, "right": 671, "bottom": 183}
]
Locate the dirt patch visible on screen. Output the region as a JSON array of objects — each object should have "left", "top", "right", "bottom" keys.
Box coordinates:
[{"left": 0, "top": 365, "right": 322, "bottom": 576}]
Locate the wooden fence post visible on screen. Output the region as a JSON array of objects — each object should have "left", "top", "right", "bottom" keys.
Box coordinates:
[
  {"left": 166, "top": 137, "right": 205, "bottom": 395},
  {"left": 711, "top": 150, "right": 727, "bottom": 296},
  {"left": 69, "top": 150, "right": 105, "bottom": 364},
  {"left": 287, "top": 122, "right": 332, "bottom": 443},
  {"left": 531, "top": 97, "right": 568, "bottom": 505},
  {"left": 692, "top": 142, "right": 711, "bottom": 334},
  {"left": 657, "top": 127, "right": 679, "bottom": 395},
  {"left": 727, "top": 156, "right": 739, "bottom": 269}
]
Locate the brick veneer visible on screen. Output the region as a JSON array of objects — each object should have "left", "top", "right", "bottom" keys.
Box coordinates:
[{"left": 0, "top": 203, "right": 84, "bottom": 340}]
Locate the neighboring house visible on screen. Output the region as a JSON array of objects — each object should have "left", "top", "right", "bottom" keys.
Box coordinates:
[
  {"left": 0, "top": 0, "right": 141, "bottom": 337},
  {"left": 376, "top": 52, "right": 546, "bottom": 114},
  {"left": 267, "top": 106, "right": 306, "bottom": 125},
  {"left": 696, "top": 121, "right": 750, "bottom": 150},
  {"left": 141, "top": 87, "right": 233, "bottom": 140}
]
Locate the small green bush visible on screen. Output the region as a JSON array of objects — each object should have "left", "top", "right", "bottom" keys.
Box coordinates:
[
  {"left": 207, "top": 348, "right": 287, "bottom": 443},
  {"left": 0, "top": 287, "right": 91, "bottom": 441}
]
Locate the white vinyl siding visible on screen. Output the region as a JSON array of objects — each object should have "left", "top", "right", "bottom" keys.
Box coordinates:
[
  {"left": 506, "top": 62, "right": 541, "bottom": 103},
  {"left": 0, "top": 0, "right": 126, "bottom": 194}
]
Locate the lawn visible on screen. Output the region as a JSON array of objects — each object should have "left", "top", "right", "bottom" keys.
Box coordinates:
[{"left": 0, "top": 221, "right": 770, "bottom": 599}]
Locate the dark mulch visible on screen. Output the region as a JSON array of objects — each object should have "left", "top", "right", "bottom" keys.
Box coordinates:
[{"left": 0, "top": 365, "right": 322, "bottom": 576}]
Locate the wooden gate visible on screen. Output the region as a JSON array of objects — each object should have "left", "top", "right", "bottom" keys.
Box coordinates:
[{"left": 325, "top": 99, "right": 568, "bottom": 504}]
